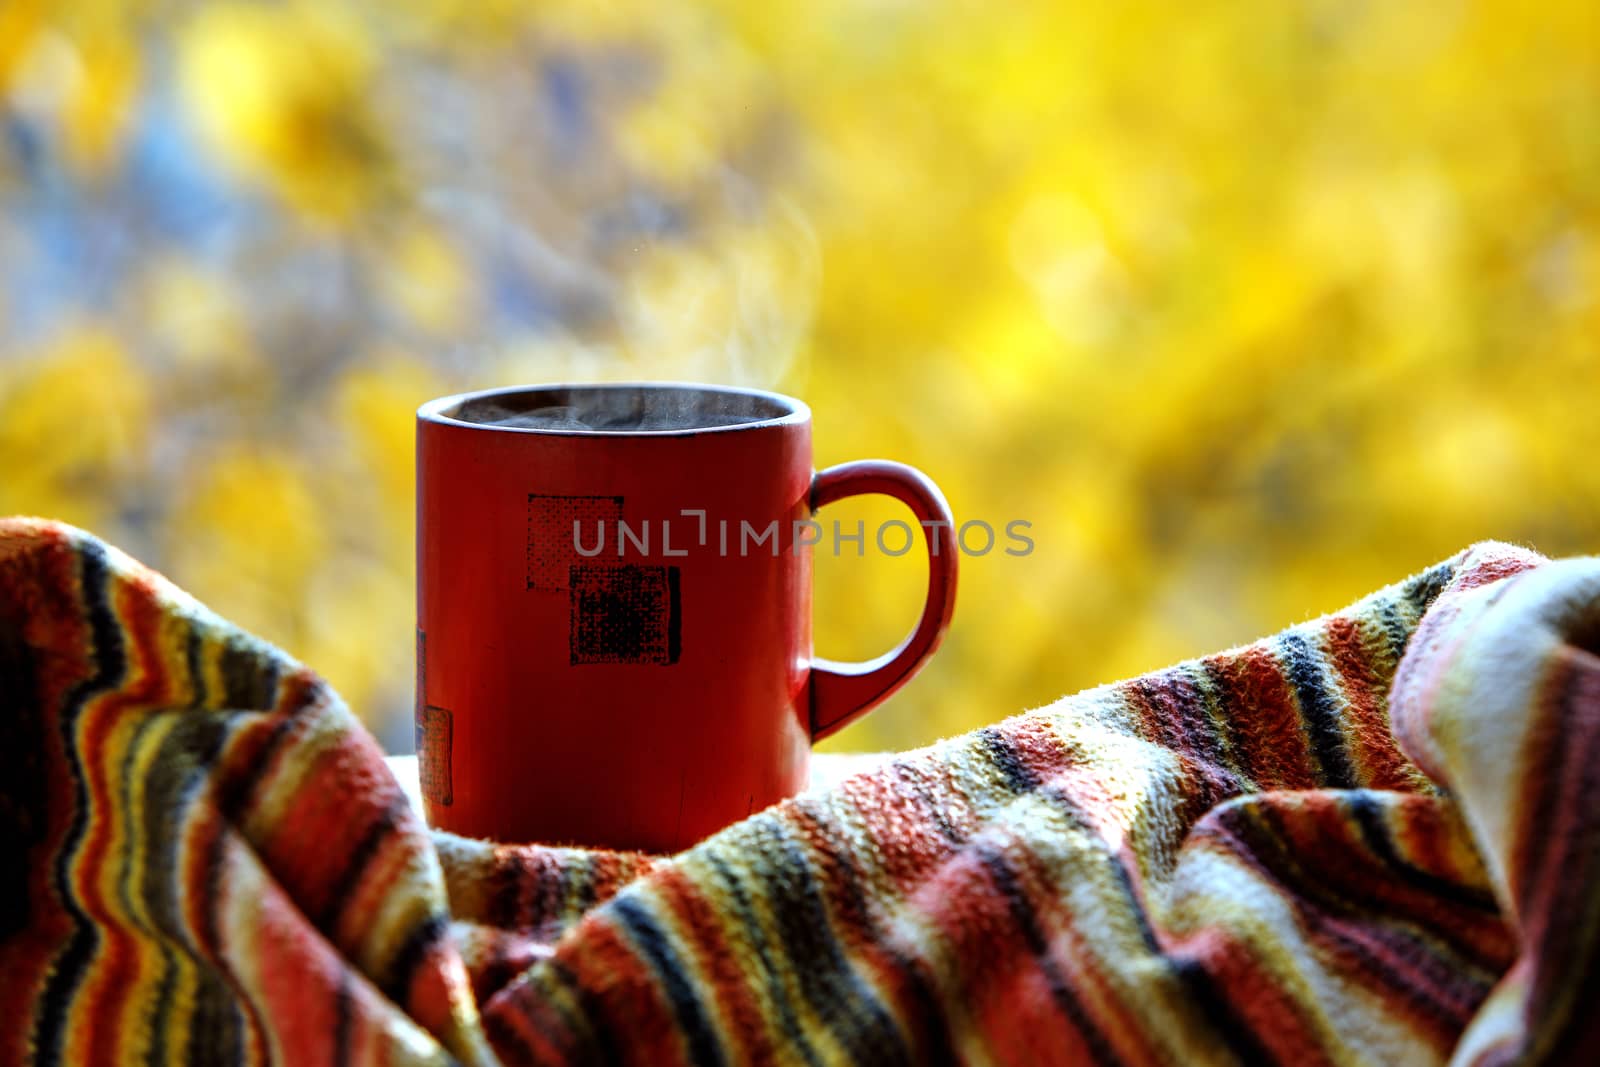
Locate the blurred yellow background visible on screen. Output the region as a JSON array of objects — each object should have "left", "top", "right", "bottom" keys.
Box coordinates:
[{"left": 1, "top": 0, "right": 1596, "bottom": 752}]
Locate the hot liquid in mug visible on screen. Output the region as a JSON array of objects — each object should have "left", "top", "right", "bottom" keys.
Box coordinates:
[{"left": 416, "top": 383, "right": 957, "bottom": 851}]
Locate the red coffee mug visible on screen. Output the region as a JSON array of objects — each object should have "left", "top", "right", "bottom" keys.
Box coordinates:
[{"left": 416, "top": 383, "right": 957, "bottom": 851}]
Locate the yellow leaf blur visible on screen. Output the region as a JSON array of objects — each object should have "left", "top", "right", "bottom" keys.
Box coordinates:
[{"left": 178, "top": 3, "right": 385, "bottom": 220}]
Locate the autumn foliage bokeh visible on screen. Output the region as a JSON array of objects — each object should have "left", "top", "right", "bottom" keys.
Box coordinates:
[{"left": 1, "top": 1, "right": 1596, "bottom": 752}]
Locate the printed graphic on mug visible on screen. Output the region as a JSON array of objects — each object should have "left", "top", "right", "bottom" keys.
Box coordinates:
[
  {"left": 526, "top": 493, "right": 623, "bottom": 591},
  {"left": 568, "top": 563, "right": 682, "bottom": 665},
  {"left": 416, "top": 702, "right": 453, "bottom": 807}
]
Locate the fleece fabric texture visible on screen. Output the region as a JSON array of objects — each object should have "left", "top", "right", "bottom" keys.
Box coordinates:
[{"left": 1, "top": 517, "right": 1597, "bottom": 1066}]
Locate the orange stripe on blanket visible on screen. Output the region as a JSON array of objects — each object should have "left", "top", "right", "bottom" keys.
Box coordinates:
[
  {"left": 72, "top": 575, "right": 174, "bottom": 1065},
  {"left": 653, "top": 865, "right": 778, "bottom": 1062},
  {"left": 1207, "top": 645, "right": 1321, "bottom": 790},
  {"left": 1324, "top": 615, "right": 1417, "bottom": 790}
]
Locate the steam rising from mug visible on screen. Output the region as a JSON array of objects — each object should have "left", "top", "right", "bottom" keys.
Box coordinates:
[
  {"left": 464, "top": 398, "right": 764, "bottom": 432},
  {"left": 424, "top": 178, "right": 820, "bottom": 390},
  {"left": 616, "top": 194, "right": 820, "bottom": 389}
]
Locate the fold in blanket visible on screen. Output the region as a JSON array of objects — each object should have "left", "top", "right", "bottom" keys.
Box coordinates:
[{"left": 1, "top": 517, "right": 1597, "bottom": 1065}]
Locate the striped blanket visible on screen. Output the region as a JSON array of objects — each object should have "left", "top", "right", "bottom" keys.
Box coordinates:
[{"left": 1, "top": 517, "right": 1597, "bottom": 1066}]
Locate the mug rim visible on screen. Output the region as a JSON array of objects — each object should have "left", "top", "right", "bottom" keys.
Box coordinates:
[{"left": 417, "top": 381, "right": 812, "bottom": 438}]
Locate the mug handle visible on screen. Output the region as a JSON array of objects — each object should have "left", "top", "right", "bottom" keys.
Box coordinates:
[{"left": 808, "top": 459, "right": 959, "bottom": 740}]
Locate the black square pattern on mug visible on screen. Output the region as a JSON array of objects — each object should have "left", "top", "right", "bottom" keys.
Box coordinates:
[
  {"left": 569, "top": 563, "right": 682, "bottom": 665},
  {"left": 527, "top": 494, "right": 624, "bottom": 591}
]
